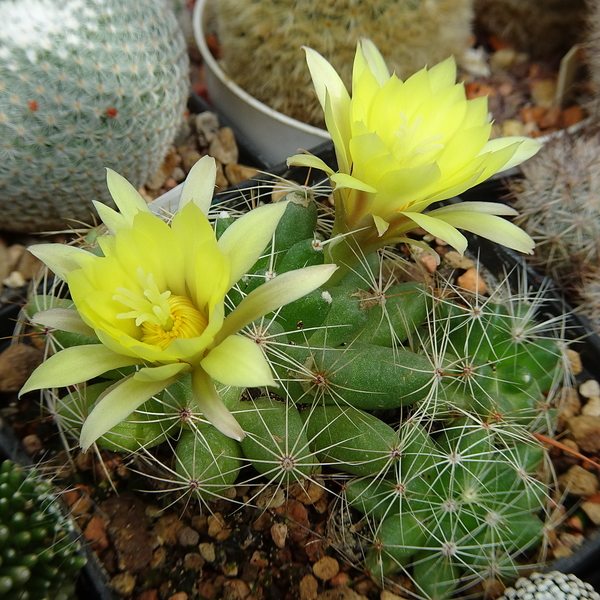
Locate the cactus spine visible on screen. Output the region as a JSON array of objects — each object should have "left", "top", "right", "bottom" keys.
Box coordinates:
[
  {"left": 0, "top": 0, "right": 190, "bottom": 232},
  {"left": 213, "top": 0, "right": 473, "bottom": 127}
]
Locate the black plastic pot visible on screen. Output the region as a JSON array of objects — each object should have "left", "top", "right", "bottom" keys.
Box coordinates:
[{"left": 1, "top": 101, "right": 599, "bottom": 598}]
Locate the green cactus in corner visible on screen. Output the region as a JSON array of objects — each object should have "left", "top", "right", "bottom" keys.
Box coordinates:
[
  {"left": 0, "top": 460, "right": 86, "bottom": 600},
  {"left": 0, "top": 0, "right": 190, "bottom": 232}
]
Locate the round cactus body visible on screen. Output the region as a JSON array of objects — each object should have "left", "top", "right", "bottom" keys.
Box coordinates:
[
  {"left": 214, "top": 0, "right": 473, "bottom": 127},
  {"left": 0, "top": 0, "right": 190, "bottom": 232}
]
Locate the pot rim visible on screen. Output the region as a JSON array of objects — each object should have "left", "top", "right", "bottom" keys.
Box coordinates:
[{"left": 192, "top": 0, "right": 330, "bottom": 141}]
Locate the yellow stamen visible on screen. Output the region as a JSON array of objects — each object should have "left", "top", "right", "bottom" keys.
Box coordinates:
[{"left": 141, "top": 295, "right": 207, "bottom": 349}]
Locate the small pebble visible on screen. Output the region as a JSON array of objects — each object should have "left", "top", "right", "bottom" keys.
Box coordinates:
[
  {"left": 0, "top": 343, "right": 44, "bottom": 392},
  {"left": 502, "top": 119, "right": 525, "bottom": 137},
  {"left": 380, "top": 591, "right": 405, "bottom": 600},
  {"left": 531, "top": 79, "right": 557, "bottom": 108},
  {"left": 181, "top": 150, "right": 202, "bottom": 174},
  {"left": 83, "top": 516, "right": 109, "bottom": 552},
  {"left": 154, "top": 514, "right": 184, "bottom": 545},
  {"left": 568, "top": 415, "right": 600, "bottom": 453},
  {"left": 256, "top": 486, "right": 285, "bottom": 509},
  {"left": 3, "top": 271, "right": 26, "bottom": 288},
  {"left": 177, "top": 526, "right": 200, "bottom": 547},
  {"left": 582, "top": 397, "right": 600, "bottom": 417},
  {"left": 270, "top": 522, "right": 287, "bottom": 548},
  {"left": 225, "top": 163, "right": 259, "bottom": 186},
  {"left": 581, "top": 501, "right": 600, "bottom": 525},
  {"left": 558, "top": 464, "right": 599, "bottom": 497},
  {"left": 111, "top": 573, "right": 136, "bottom": 596},
  {"left": 195, "top": 111, "right": 220, "bottom": 146},
  {"left": 443, "top": 251, "right": 474, "bottom": 270},
  {"left": 183, "top": 552, "right": 205, "bottom": 572},
  {"left": 567, "top": 349, "right": 583, "bottom": 375},
  {"left": 209, "top": 127, "right": 239, "bottom": 165},
  {"left": 150, "top": 547, "right": 167, "bottom": 569},
  {"left": 299, "top": 574, "right": 319, "bottom": 600},
  {"left": 199, "top": 542, "right": 216, "bottom": 563},
  {"left": 457, "top": 267, "right": 487, "bottom": 294},
  {"left": 207, "top": 513, "right": 226, "bottom": 537},
  {"left": 222, "top": 579, "right": 250, "bottom": 600},
  {"left": 312, "top": 556, "right": 340, "bottom": 581},
  {"left": 21, "top": 434, "right": 43, "bottom": 455},
  {"left": 419, "top": 254, "right": 438, "bottom": 274},
  {"left": 580, "top": 379, "right": 600, "bottom": 398}
]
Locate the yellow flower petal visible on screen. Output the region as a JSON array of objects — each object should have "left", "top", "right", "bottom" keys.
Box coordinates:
[
  {"left": 286, "top": 154, "right": 334, "bottom": 175},
  {"left": 202, "top": 334, "right": 276, "bottom": 387},
  {"left": 218, "top": 264, "right": 337, "bottom": 343},
  {"left": 28, "top": 243, "right": 95, "bottom": 281},
  {"left": 218, "top": 200, "right": 289, "bottom": 288},
  {"left": 430, "top": 208, "right": 535, "bottom": 254},
  {"left": 79, "top": 368, "right": 181, "bottom": 451},
  {"left": 402, "top": 211, "right": 468, "bottom": 254},
  {"left": 20, "top": 345, "right": 141, "bottom": 396},
  {"left": 32, "top": 308, "right": 97, "bottom": 338},
  {"left": 178, "top": 155, "right": 217, "bottom": 215},
  {"left": 105, "top": 168, "right": 151, "bottom": 227},
  {"left": 191, "top": 367, "right": 245, "bottom": 441}
]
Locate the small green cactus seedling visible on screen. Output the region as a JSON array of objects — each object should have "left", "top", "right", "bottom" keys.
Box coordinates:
[
  {"left": 0, "top": 0, "right": 190, "bottom": 232},
  {"left": 0, "top": 460, "right": 86, "bottom": 600},
  {"left": 214, "top": 0, "right": 473, "bottom": 127}
]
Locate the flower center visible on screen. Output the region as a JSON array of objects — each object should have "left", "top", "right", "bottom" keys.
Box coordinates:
[
  {"left": 393, "top": 112, "right": 444, "bottom": 168},
  {"left": 114, "top": 268, "right": 207, "bottom": 349},
  {"left": 141, "top": 295, "right": 207, "bottom": 349}
]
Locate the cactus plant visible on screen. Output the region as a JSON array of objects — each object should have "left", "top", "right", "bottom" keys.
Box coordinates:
[
  {"left": 498, "top": 571, "right": 600, "bottom": 600},
  {"left": 0, "top": 0, "right": 190, "bottom": 233},
  {"left": 0, "top": 459, "right": 86, "bottom": 600},
  {"left": 26, "top": 187, "right": 569, "bottom": 598},
  {"left": 18, "top": 40, "right": 568, "bottom": 600},
  {"left": 508, "top": 131, "right": 600, "bottom": 333},
  {"left": 213, "top": 0, "right": 474, "bottom": 127}
]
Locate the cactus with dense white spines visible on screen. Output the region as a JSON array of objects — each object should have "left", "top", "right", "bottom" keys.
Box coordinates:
[{"left": 0, "top": 0, "right": 189, "bottom": 232}]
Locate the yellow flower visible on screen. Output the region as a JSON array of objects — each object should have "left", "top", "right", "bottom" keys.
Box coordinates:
[
  {"left": 20, "top": 156, "right": 337, "bottom": 451},
  {"left": 288, "top": 39, "right": 540, "bottom": 267}
]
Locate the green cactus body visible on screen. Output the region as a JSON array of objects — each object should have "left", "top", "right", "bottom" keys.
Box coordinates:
[
  {"left": 0, "top": 461, "right": 86, "bottom": 600},
  {"left": 175, "top": 426, "right": 243, "bottom": 500},
  {"left": 0, "top": 0, "right": 189, "bottom": 232},
  {"left": 287, "top": 342, "right": 433, "bottom": 409},
  {"left": 356, "top": 282, "right": 431, "bottom": 347},
  {"left": 215, "top": 0, "right": 473, "bottom": 127},
  {"left": 302, "top": 404, "right": 399, "bottom": 476},
  {"left": 234, "top": 397, "right": 316, "bottom": 483}
]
